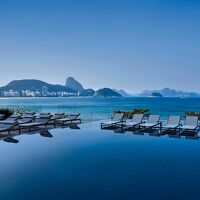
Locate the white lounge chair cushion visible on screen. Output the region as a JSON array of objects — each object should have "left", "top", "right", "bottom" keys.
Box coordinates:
[
  {"left": 0, "top": 123, "right": 17, "bottom": 131},
  {"left": 181, "top": 125, "right": 197, "bottom": 130},
  {"left": 19, "top": 122, "right": 45, "bottom": 127},
  {"left": 0, "top": 120, "right": 17, "bottom": 124},
  {"left": 162, "top": 124, "right": 179, "bottom": 129},
  {"left": 140, "top": 122, "right": 158, "bottom": 127},
  {"left": 57, "top": 115, "right": 79, "bottom": 122},
  {"left": 125, "top": 121, "right": 140, "bottom": 127},
  {"left": 102, "top": 120, "right": 121, "bottom": 125}
]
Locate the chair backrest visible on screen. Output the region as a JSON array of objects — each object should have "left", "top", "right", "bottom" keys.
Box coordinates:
[
  {"left": 0, "top": 122, "right": 18, "bottom": 129},
  {"left": 131, "top": 114, "right": 144, "bottom": 123},
  {"left": 112, "top": 113, "right": 124, "bottom": 121},
  {"left": 25, "top": 112, "right": 35, "bottom": 115},
  {"left": 38, "top": 113, "right": 52, "bottom": 119},
  {"left": 10, "top": 114, "right": 21, "bottom": 119},
  {"left": 168, "top": 116, "right": 181, "bottom": 125},
  {"left": 147, "top": 115, "right": 160, "bottom": 123},
  {"left": 0, "top": 114, "right": 5, "bottom": 119},
  {"left": 22, "top": 112, "right": 35, "bottom": 118},
  {"left": 35, "top": 118, "right": 49, "bottom": 124},
  {"left": 52, "top": 113, "right": 65, "bottom": 119},
  {"left": 4, "top": 117, "right": 18, "bottom": 122},
  {"left": 19, "top": 118, "right": 33, "bottom": 124},
  {"left": 184, "top": 116, "right": 198, "bottom": 126}
]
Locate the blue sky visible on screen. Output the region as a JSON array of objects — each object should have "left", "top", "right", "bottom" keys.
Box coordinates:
[{"left": 0, "top": 0, "right": 199, "bottom": 93}]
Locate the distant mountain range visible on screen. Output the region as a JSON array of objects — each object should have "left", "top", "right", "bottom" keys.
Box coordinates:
[
  {"left": 140, "top": 88, "right": 200, "bottom": 98},
  {"left": 0, "top": 78, "right": 122, "bottom": 97},
  {"left": 0, "top": 78, "right": 199, "bottom": 98},
  {"left": 0, "top": 79, "right": 77, "bottom": 93},
  {"left": 113, "top": 89, "right": 130, "bottom": 97}
]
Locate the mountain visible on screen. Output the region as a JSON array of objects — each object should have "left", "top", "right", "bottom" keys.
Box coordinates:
[
  {"left": 151, "top": 92, "right": 163, "bottom": 97},
  {"left": 94, "top": 88, "right": 122, "bottom": 97},
  {"left": 79, "top": 89, "right": 95, "bottom": 96},
  {"left": 140, "top": 88, "right": 200, "bottom": 97},
  {"left": 0, "top": 79, "right": 77, "bottom": 93},
  {"left": 113, "top": 89, "right": 130, "bottom": 97},
  {"left": 65, "top": 77, "right": 84, "bottom": 93}
]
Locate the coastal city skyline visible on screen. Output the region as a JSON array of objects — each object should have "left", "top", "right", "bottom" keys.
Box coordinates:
[
  {"left": 0, "top": 76, "right": 199, "bottom": 98},
  {"left": 0, "top": 0, "right": 200, "bottom": 93}
]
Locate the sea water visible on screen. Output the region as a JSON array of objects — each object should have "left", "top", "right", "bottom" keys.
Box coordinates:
[{"left": 0, "top": 97, "right": 200, "bottom": 120}]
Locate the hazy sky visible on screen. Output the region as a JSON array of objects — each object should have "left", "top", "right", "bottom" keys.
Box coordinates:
[{"left": 0, "top": 0, "right": 199, "bottom": 93}]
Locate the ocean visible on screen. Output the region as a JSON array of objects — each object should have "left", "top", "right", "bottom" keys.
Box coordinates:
[{"left": 0, "top": 97, "right": 200, "bottom": 120}]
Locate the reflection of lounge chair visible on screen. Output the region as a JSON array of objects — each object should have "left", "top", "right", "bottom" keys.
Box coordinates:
[
  {"left": 180, "top": 116, "right": 198, "bottom": 132},
  {"left": 39, "top": 130, "right": 53, "bottom": 138},
  {"left": 57, "top": 114, "right": 81, "bottom": 125},
  {"left": 0, "top": 122, "right": 18, "bottom": 134},
  {"left": 162, "top": 116, "right": 181, "bottom": 131},
  {"left": 101, "top": 113, "right": 124, "bottom": 129},
  {"left": 125, "top": 114, "right": 144, "bottom": 129},
  {"left": 18, "top": 118, "right": 51, "bottom": 133},
  {"left": 3, "top": 137, "right": 19, "bottom": 143},
  {"left": 69, "top": 124, "right": 81, "bottom": 129},
  {"left": 140, "top": 115, "right": 161, "bottom": 130}
]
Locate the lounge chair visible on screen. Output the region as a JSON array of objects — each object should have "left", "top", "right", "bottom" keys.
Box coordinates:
[
  {"left": 57, "top": 114, "right": 81, "bottom": 125},
  {"left": 125, "top": 114, "right": 144, "bottom": 129},
  {"left": 140, "top": 115, "right": 161, "bottom": 130},
  {"left": 10, "top": 114, "right": 21, "bottom": 118},
  {"left": 0, "top": 122, "right": 18, "bottom": 134},
  {"left": 162, "top": 115, "right": 181, "bottom": 131},
  {"left": 18, "top": 117, "right": 34, "bottom": 124},
  {"left": 18, "top": 118, "right": 51, "bottom": 133},
  {"left": 48, "top": 113, "right": 65, "bottom": 127},
  {"left": 0, "top": 114, "right": 5, "bottom": 120},
  {"left": 0, "top": 116, "right": 19, "bottom": 124},
  {"left": 36, "top": 113, "right": 52, "bottom": 119},
  {"left": 101, "top": 113, "right": 124, "bottom": 129},
  {"left": 180, "top": 116, "right": 198, "bottom": 132},
  {"left": 22, "top": 112, "right": 35, "bottom": 118},
  {"left": 51, "top": 113, "right": 65, "bottom": 120}
]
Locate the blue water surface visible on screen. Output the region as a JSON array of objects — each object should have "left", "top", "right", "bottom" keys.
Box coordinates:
[
  {"left": 0, "top": 122, "right": 200, "bottom": 200},
  {"left": 0, "top": 97, "right": 200, "bottom": 120}
]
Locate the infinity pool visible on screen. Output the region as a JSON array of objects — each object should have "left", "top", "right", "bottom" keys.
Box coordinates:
[{"left": 0, "top": 122, "right": 200, "bottom": 200}]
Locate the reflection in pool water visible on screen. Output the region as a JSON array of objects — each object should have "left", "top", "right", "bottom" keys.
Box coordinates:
[{"left": 0, "top": 122, "right": 200, "bottom": 200}]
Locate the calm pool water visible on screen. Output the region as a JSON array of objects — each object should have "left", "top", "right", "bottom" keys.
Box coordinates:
[{"left": 0, "top": 122, "right": 200, "bottom": 200}]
